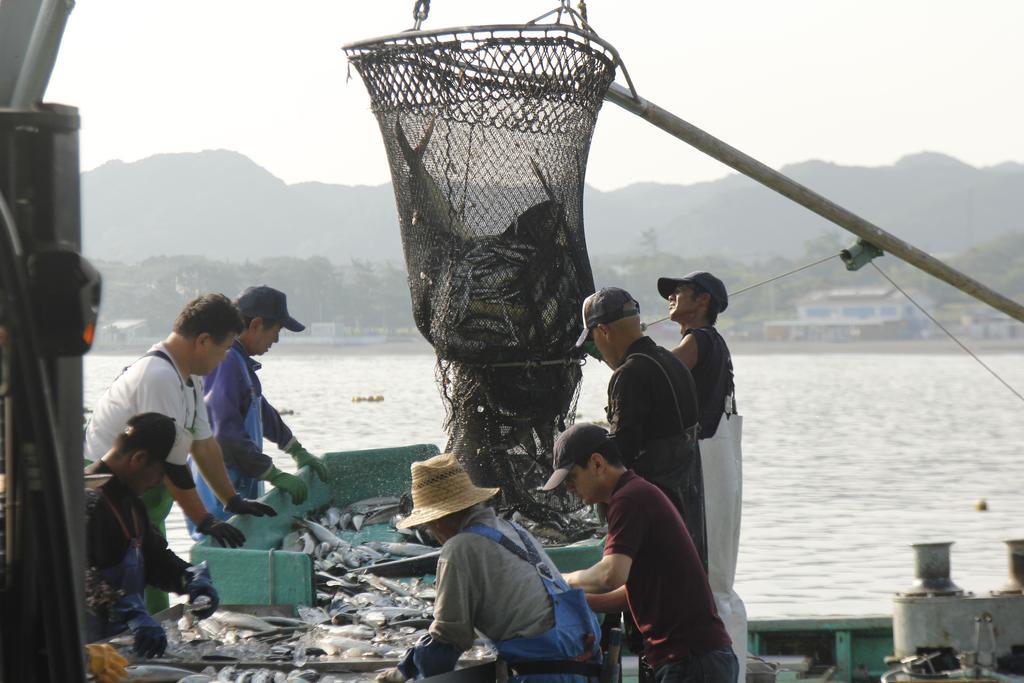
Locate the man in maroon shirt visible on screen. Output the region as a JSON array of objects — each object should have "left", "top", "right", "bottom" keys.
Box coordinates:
[{"left": 545, "top": 423, "right": 736, "bottom": 683}]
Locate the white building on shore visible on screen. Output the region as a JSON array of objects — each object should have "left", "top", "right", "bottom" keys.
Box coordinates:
[{"left": 763, "top": 287, "right": 934, "bottom": 342}]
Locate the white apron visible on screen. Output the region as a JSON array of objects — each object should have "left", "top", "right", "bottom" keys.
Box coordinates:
[{"left": 701, "top": 411, "right": 747, "bottom": 680}]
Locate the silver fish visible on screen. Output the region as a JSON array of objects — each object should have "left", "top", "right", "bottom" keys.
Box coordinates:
[
  {"left": 209, "top": 610, "right": 278, "bottom": 632},
  {"left": 337, "top": 511, "right": 353, "bottom": 529},
  {"left": 361, "top": 505, "right": 400, "bottom": 526},
  {"left": 260, "top": 616, "right": 308, "bottom": 628},
  {"left": 280, "top": 531, "right": 303, "bottom": 552},
  {"left": 394, "top": 117, "right": 473, "bottom": 241},
  {"left": 365, "top": 541, "right": 436, "bottom": 557},
  {"left": 347, "top": 496, "right": 401, "bottom": 511},
  {"left": 298, "top": 519, "right": 344, "bottom": 548},
  {"left": 299, "top": 531, "right": 316, "bottom": 555},
  {"left": 351, "top": 514, "right": 365, "bottom": 531},
  {"left": 316, "top": 635, "right": 391, "bottom": 657},
  {"left": 319, "top": 623, "right": 376, "bottom": 640},
  {"left": 123, "top": 664, "right": 203, "bottom": 682}
]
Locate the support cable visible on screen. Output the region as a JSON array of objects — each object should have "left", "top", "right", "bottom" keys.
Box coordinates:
[
  {"left": 870, "top": 262, "right": 1024, "bottom": 405},
  {"left": 643, "top": 252, "right": 841, "bottom": 331}
]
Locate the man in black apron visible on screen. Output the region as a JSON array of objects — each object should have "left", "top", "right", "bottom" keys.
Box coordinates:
[
  {"left": 576, "top": 287, "right": 706, "bottom": 681},
  {"left": 85, "top": 413, "right": 220, "bottom": 658}
]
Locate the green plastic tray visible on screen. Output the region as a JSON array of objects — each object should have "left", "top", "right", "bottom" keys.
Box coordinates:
[{"left": 190, "top": 443, "right": 603, "bottom": 606}]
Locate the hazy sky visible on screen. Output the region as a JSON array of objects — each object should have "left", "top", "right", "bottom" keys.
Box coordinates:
[{"left": 45, "top": 1, "right": 1024, "bottom": 191}]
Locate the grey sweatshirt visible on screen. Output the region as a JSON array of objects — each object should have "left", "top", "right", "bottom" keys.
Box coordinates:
[{"left": 429, "top": 505, "right": 558, "bottom": 651}]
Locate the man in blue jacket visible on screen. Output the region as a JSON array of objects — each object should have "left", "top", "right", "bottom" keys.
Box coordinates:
[{"left": 187, "top": 286, "right": 328, "bottom": 538}]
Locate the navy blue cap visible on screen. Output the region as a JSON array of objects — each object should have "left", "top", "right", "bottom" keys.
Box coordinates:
[
  {"left": 575, "top": 287, "right": 640, "bottom": 347},
  {"left": 658, "top": 271, "right": 729, "bottom": 312},
  {"left": 237, "top": 286, "right": 305, "bottom": 332},
  {"left": 542, "top": 423, "right": 619, "bottom": 490}
]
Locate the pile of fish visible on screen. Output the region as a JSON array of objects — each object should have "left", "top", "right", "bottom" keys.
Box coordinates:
[{"left": 108, "top": 495, "right": 598, "bottom": 681}]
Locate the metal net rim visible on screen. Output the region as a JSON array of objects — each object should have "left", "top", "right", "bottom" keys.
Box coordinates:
[{"left": 343, "top": 23, "right": 619, "bottom": 65}]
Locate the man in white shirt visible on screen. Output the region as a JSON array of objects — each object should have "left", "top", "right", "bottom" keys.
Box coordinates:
[{"left": 85, "top": 293, "right": 276, "bottom": 612}]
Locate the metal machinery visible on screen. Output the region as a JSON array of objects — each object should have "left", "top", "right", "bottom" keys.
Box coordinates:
[
  {"left": 890, "top": 541, "right": 1024, "bottom": 677},
  {"left": 0, "top": 0, "right": 102, "bottom": 680}
]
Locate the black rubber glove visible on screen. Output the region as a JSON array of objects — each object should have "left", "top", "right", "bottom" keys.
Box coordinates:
[
  {"left": 224, "top": 493, "right": 277, "bottom": 518},
  {"left": 196, "top": 513, "right": 245, "bottom": 548},
  {"left": 110, "top": 594, "right": 167, "bottom": 659},
  {"left": 184, "top": 561, "right": 220, "bottom": 619}
]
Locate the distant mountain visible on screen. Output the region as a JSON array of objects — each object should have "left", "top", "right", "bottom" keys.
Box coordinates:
[
  {"left": 82, "top": 151, "right": 400, "bottom": 263},
  {"left": 82, "top": 150, "right": 1024, "bottom": 264}
]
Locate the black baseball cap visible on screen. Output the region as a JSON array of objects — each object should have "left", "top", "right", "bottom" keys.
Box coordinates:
[
  {"left": 657, "top": 271, "right": 729, "bottom": 312},
  {"left": 575, "top": 287, "right": 640, "bottom": 348},
  {"left": 119, "top": 412, "right": 192, "bottom": 489},
  {"left": 541, "top": 423, "right": 620, "bottom": 491},
  {"left": 237, "top": 286, "right": 305, "bottom": 332}
]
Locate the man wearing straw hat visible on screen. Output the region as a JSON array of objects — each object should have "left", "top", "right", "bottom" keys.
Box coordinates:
[{"left": 379, "top": 452, "right": 602, "bottom": 682}]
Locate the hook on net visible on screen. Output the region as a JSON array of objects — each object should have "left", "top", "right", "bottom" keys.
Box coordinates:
[{"left": 412, "top": 0, "right": 431, "bottom": 30}]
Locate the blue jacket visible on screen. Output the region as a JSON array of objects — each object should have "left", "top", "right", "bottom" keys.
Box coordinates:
[{"left": 204, "top": 340, "right": 294, "bottom": 477}]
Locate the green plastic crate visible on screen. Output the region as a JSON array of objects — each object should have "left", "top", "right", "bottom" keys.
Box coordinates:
[{"left": 191, "top": 443, "right": 603, "bottom": 606}]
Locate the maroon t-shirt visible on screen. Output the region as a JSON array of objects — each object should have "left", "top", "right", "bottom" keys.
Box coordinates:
[{"left": 605, "top": 470, "right": 730, "bottom": 669}]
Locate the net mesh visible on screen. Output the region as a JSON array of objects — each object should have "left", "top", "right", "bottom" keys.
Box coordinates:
[{"left": 346, "top": 26, "right": 615, "bottom": 520}]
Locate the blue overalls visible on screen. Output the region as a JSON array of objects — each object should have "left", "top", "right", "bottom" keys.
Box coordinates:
[
  {"left": 86, "top": 492, "right": 146, "bottom": 642},
  {"left": 464, "top": 522, "right": 603, "bottom": 682},
  {"left": 186, "top": 348, "right": 263, "bottom": 540}
]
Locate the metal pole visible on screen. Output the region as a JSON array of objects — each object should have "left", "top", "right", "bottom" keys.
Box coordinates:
[{"left": 604, "top": 83, "right": 1024, "bottom": 324}]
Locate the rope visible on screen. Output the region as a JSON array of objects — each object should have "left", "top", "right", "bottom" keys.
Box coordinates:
[
  {"left": 268, "top": 548, "right": 275, "bottom": 604},
  {"left": 642, "top": 252, "right": 842, "bottom": 331},
  {"left": 731, "top": 252, "right": 840, "bottom": 297},
  {"left": 412, "top": 0, "right": 430, "bottom": 30},
  {"left": 486, "top": 358, "right": 582, "bottom": 369},
  {"left": 870, "top": 262, "right": 1024, "bottom": 405}
]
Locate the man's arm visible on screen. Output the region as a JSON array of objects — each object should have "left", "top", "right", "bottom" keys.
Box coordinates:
[
  {"left": 188, "top": 437, "right": 238, "bottom": 504},
  {"left": 428, "top": 555, "right": 478, "bottom": 652},
  {"left": 260, "top": 394, "right": 295, "bottom": 450},
  {"left": 204, "top": 357, "right": 274, "bottom": 477},
  {"left": 140, "top": 516, "right": 191, "bottom": 595},
  {"left": 607, "top": 367, "right": 648, "bottom": 466},
  {"left": 164, "top": 475, "right": 215, "bottom": 525},
  {"left": 671, "top": 333, "right": 700, "bottom": 370},
  {"left": 563, "top": 553, "right": 632, "bottom": 594},
  {"left": 585, "top": 586, "right": 629, "bottom": 613}
]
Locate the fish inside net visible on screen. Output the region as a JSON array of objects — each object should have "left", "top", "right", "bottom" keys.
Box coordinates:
[{"left": 346, "top": 26, "right": 616, "bottom": 521}]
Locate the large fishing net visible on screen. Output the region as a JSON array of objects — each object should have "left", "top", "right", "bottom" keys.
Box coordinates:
[{"left": 345, "top": 24, "right": 616, "bottom": 521}]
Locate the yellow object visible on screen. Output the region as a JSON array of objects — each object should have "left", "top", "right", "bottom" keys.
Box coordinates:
[
  {"left": 976, "top": 499, "right": 989, "bottom": 511},
  {"left": 351, "top": 395, "right": 385, "bottom": 403},
  {"left": 396, "top": 452, "right": 500, "bottom": 529},
  {"left": 86, "top": 643, "right": 128, "bottom": 683}
]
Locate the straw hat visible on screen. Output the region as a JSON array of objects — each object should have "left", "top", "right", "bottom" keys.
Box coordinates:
[{"left": 396, "top": 453, "right": 500, "bottom": 529}]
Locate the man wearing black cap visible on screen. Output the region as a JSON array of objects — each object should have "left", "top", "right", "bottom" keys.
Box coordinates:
[
  {"left": 658, "top": 272, "right": 746, "bottom": 669},
  {"left": 575, "top": 287, "right": 707, "bottom": 568},
  {"left": 85, "top": 413, "right": 220, "bottom": 658},
  {"left": 546, "top": 423, "right": 736, "bottom": 683},
  {"left": 190, "top": 286, "right": 328, "bottom": 535}
]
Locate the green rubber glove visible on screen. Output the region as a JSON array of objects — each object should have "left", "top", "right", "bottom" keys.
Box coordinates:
[
  {"left": 263, "top": 466, "right": 308, "bottom": 505},
  {"left": 286, "top": 441, "right": 328, "bottom": 482}
]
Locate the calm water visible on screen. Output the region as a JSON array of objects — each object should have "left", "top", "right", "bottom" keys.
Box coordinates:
[{"left": 84, "top": 348, "right": 1024, "bottom": 619}]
